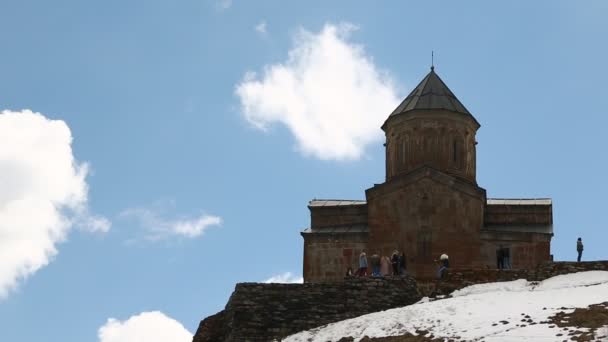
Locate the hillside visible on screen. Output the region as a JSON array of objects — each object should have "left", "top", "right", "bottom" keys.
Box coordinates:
[{"left": 284, "top": 271, "right": 608, "bottom": 342}]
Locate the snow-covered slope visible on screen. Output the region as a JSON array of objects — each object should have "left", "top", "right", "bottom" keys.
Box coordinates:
[{"left": 285, "top": 271, "right": 608, "bottom": 342}]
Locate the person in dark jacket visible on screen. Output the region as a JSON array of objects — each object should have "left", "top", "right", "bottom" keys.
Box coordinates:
[
  {"left": 391, "top": 250, "right": 399, "bottom": 275},
  {"left": 497, "top": 247, "right": 504, "bottom": 269},
  {"left": 370, "top": 253, "right": 381, "bottom": 277},
  {"left": 503, "top": 248, "right": 511, "bottom": 269},
  {"left": 398, "top": 252, "right": 407, "bottom": 275},
  {"left": 577, "top": 238, "right": 584, "bottom": 262}
]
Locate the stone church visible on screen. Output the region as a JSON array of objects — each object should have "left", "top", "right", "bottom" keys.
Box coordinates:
[{"left": 301, "top": 67, "right": 553, "bottom": 282}]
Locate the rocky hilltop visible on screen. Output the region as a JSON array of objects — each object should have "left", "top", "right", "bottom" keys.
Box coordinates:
[
  {"left": 193, "top": 262, "right": 608, "bottom": 342},
  {"left": 193, "top": 275, "right": 420, "bottom": 341}
]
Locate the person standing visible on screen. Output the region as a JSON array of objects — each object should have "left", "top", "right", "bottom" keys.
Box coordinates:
[
  {"left": 577, "top": 238, "right": 584, "bottom": 262},
  {"left": 503, "top": 248, "right": 511, "bottom": 269},
  {"left": 496, "top": 248, "right": 503, "bottom": 269},
  {"left": 391, "top": 250, "right": 399, "bottom": 275},
  {"left": 437, "top": 254, "right": 449, "bottom": 279},
  {"left": 399, "top": 252, "right": 407, "bottom": 275},
  {"left": 370, "top": 253, "right": 381, "bottom": 277},
  {"left": 358, "top": 252, "right": 368, "bottom": 276},
  {"left": 380, "top": 254, "right": 391, "bottom": 276}
]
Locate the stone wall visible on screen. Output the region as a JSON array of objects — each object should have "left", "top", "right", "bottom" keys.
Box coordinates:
[
  {"left": 193, "top": 276, "right": 420, "bottom": 342},
  {"left": 302, "top": 232, "right": 368, "bottom": 282},
  {"left": 479, "top": 231, "right": 552, "bottom": 270},
  {"left": 310, "top": 203, "right": 368, "bottom": 228},
  {"left": 484, "top": 202, "right": 552, "bottom": 226},
  {"left": 366, "top": 167, "right": 486, "bottom": 279},
  {"left": 418, "top": 261, "right": 608, "bottom": 296},
  {"left": 533, "top": 261, "right": 608, "bottom": 278}
]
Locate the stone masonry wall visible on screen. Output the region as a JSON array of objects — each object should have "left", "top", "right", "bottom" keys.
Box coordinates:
[
  {"left": 303, "top": 233, "right": 368, "bottom": 282},
  {"left": 383, "top": 112, "right": 478, "bottom": 183},
  {"left": 418, "top": 261, "right": 608, "bottom": 296},
  {"left": 366, "top": 168, "right": 486, "bottom": 279},
  {"left": 310, "top": 204, "right": 368, "bottom": 229},
  {"left": 193, "top": 276, "right": 420, "bottom": 342},
  {"left": 479, "top": 231, "right": 552, "bottom": 270},
  {"left": 484, "top": 203, "right": 552, "bottom": 226}
]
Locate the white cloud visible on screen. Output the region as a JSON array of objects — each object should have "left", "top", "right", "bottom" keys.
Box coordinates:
[
  {"left": 98, "top": 311, "right": 192, "bottom": 342},
  {"left": 264, "top": 272, "right": 304, "bottom": 284},
  {"left": 171, "top": 215, "right": 222, "bottom": 238},
  {"left": 255, "top": 20, "right": 267, "bottom": 34},
  {"left": 236, "top": 23, "right": 400, "bottom": 161},
  {"left": 120, "top": 205, "right": 222, "bottom": 240},
  {"left": 0, "top": 109, "right": 109, "bottom": 299},
  {"left": 78, "top": 214, "right": 112, "bottom": 233}
]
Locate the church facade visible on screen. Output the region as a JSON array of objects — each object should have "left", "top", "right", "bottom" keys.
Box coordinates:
[{"left": 301, "top": 67, "right": 553, "bottom": 282}]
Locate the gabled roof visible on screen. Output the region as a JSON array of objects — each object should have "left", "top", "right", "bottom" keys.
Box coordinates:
[
  {"left": 390, "top": 67, "right": 471, "bottom": 117},
  {"left": 366, "top": 165, "right": 486, "bottom": 200}
]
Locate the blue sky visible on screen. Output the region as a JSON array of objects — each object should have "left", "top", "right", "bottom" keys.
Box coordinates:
[{"left": 1, "top": 1, "right": 608, "bottom": 341}]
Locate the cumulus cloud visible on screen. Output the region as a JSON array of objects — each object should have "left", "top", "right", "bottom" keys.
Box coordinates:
[
  {"left": 0, "top": 109, "right": 109, "bottom": 299},
  {"left": 255, "top": 21, "right": 267, "bottom": 34},
  {"left": 98, "top": 311, "right": 192, "bottom": 342},
  {"left": 236, "top": 23, "right": 400, "bottom": 160},
  {"left": 120, "top": 205, "right": 222, "bottom": 240},
  {"left": 264, "top": 272, "right": 304, "bottom": 284}
]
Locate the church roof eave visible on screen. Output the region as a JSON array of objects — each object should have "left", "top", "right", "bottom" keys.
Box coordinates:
[{"left": 381, "top": 108, "right": 480, "bottom": 131}]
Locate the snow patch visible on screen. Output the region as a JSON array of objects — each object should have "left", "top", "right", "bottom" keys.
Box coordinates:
[{"left": 285, "top": 271, "right": 608, "bottom": 342}]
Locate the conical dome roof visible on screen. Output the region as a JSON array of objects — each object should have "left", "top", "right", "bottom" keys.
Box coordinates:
[{"left": 390, "top": 67, "right": 472, "bottom": 117}]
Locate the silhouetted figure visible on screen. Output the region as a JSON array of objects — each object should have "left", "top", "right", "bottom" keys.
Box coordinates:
[
  {"left": 577, "top": 238, "right": 584, "bottom": 262},
  {"left": 391, "top": 250, "right": 399, "bottom": 275},
  {"left": 497, "top": 248, "right": 504, "bottom": 269},
  {"left": 496, "top": 247, "right": 511, "bottom": 269},
  {"left": 399, "top": 252, "right": 407, "bottom": 275},
  {"left": 503, "top": 248, "right": 511, "bottom": 269}
]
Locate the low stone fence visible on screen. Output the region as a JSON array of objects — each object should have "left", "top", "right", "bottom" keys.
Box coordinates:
[
  {"left": 534, "top": 261, "right": 608, "bottom": 279},
  {"left": 418, "top": 261, "right": 608, "bottom": 296},
  {"left": 193, "top": 276, "right": 420, "bottom": 342}
]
